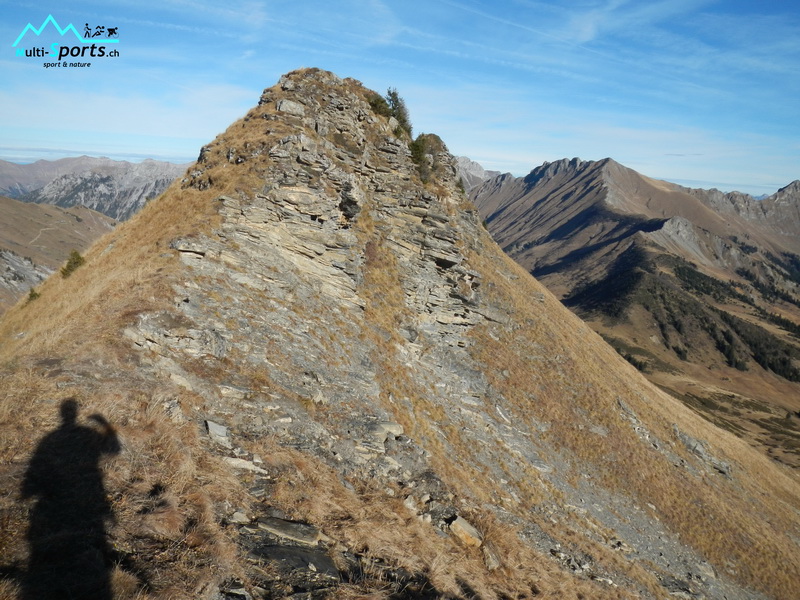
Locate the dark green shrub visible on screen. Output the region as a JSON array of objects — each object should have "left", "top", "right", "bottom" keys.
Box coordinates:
[
  {"left": 409, "top": 136, "right": 426, "bottom": 164},
  {"left": 367, "top": 88, "right": 413, "bottom": 137},
  {"left": 368, "top": 93, "right": 391, "bottom": 117},
  {"left": 385, "top": 88, "right": 412, "bottom": 136},
  {"left": 61, "top": 250, "right": 85, "bottom": 278},
  {"left": 622, "top": 352, "right": 649, "bottom": 372},
  {"left": 27, "top": 288, "right": 40, "bottom": 302}
]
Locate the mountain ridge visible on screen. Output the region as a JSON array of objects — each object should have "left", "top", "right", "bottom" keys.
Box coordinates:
[
  {"left": 455, "top": 156, "right": 501, "bottom": 191},
  {"left": 1, "top": 69, "right": 798, "bottom": 600},
  {"left": 16, "top": 157, "right": 189, "bottom": 220},
  {"left": 471, "top": 157, "right": 800, "bottom": 467},
  {"left": 0, "top": 156, "right": 113, "bottom": 197}
]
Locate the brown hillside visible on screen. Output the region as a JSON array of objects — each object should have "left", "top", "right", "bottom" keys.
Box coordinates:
[
  {"left": 0, "top": 196, "right": 115, "bottom": 313},
  {"left": 0, "top": 69, "right": 798, "bottom": 600}
]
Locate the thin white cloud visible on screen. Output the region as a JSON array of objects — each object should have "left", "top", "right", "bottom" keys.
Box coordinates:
[
  {"left": 565, "top": 0, "right": 631, "bottom": 44},
  {"left": 439, "top": 0, "right": 578, "bottom": 47},
  {"left": 3, "top": 0, "right": 798, "bottom": 195},
  {"left": 112, "top": 15, "right": 233, "bottom": 37},
  {"left": 110, "top": 0, "right": 269, "bottom": 29},
  {"left": 562, "top": 0, "right": 714, "bottom": 43}
]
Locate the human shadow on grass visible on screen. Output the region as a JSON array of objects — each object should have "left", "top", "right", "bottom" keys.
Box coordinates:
[{"left": 19, "top": 398, "right": 122, "bottom": 600}]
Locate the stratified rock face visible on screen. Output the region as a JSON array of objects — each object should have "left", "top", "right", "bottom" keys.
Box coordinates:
[
  {"left": 19, "top": 158, "right": 187, "bottom": 220},
  {"left": 0, "top": 248, "right": 50, "bottom": 308},
  {"left": 133, "top": 68, "right": 497, "bottom": 468},
  {"left": 2, "top": 69, "right": 799, "bottom": 600}
]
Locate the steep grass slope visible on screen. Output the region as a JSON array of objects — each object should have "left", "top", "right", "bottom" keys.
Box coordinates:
[{"left": 0, "top": 196, "right": 115, "bottom": 313}]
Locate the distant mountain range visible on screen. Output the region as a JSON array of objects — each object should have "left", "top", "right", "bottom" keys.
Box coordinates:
[
  {"left": 0, "top": 156, "right": 188, "bottom": 220},
  {"left": 455, "top": 156, "right": 500, "bottom": 191},
  {"left": 469, "top": 157, "right": 800, "bottom": 466},
  {"left": 0, "top": 156, "right": 187, "bottom": 312}
]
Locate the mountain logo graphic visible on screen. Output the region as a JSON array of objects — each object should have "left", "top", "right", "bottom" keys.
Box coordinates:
[{"left": 12, "top": 14, "right": 119, "bottom": 47}]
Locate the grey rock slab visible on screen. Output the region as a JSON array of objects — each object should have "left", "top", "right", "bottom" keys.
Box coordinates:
[
  {"left": 256, "top": 517, "right": 322, "bottom": 546},
  {"left": 367, "top": 420, "right": 404, "bottom": 442},
  {"left": 205, "top": 419, "right": 232, "bottom": 448},
  {"left": 230, "top": 511, "right": 250, "bottom": 524},
  {"left": 223, "top": 457, "right": 270, "bottom": 475},
  {"left": 449, "top": 516, "right": 483, "bottom": 547},
  {"left": 276, "top": 99, "right": 306, "bottom": 117},
  {"left": 482, "top": 541, "right": 502, "bottom": 570},
  {"left": 673, "top": 425, "right": 732, "bottom": 477},
  {"left": 250, "top": 544, "right": 339, "bottom": 579}
]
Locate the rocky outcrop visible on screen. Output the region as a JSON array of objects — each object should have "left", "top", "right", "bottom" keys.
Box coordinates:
[
  {"left": 0, "top": 248, "right": 50, "bottom": 307},
  {"left": 113, "top": 70, "right": 781, "bottom": 599}
]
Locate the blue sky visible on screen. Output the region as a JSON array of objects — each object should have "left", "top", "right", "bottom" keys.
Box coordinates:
[{"left": 2, "top": 1, "right": 799, "bottom": 195}]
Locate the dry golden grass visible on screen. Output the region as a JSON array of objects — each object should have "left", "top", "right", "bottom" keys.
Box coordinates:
[
  {"left": 464, "top": 239, "right": 800, "bottom": 599},
  {"left": 0, "top": 365, "right": 244, "bottom": 599}
]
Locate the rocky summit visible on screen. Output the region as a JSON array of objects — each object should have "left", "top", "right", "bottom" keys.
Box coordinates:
[{"left": 0, "top": 69, "right": 799, "bottom": 600}]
